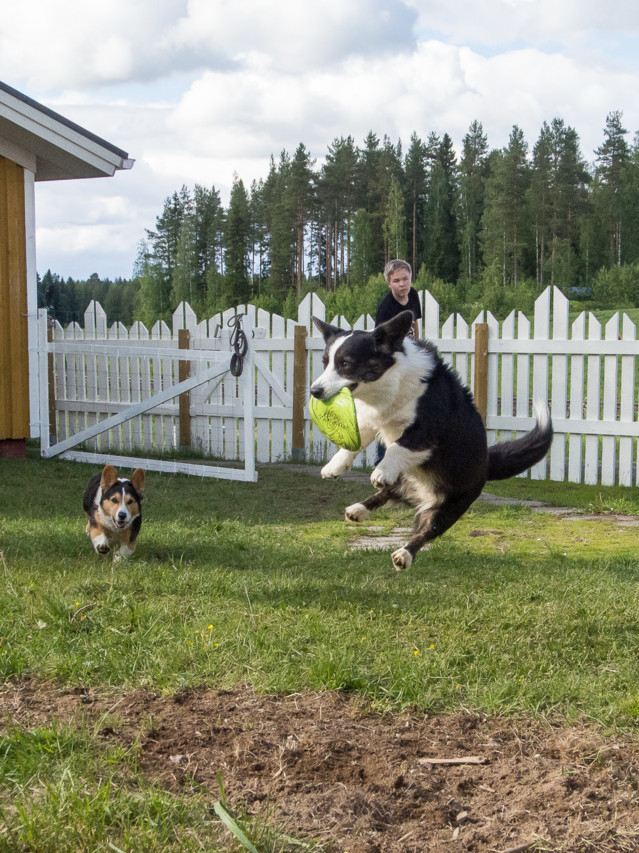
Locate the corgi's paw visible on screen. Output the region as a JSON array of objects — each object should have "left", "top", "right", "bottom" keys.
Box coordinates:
[{"left": 92, "top": 533, "right": 111, "bottom": 555}]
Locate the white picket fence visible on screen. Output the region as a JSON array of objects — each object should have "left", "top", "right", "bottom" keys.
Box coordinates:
[{"left": 46, "top": 286, "right": 639, "bottom": 487}]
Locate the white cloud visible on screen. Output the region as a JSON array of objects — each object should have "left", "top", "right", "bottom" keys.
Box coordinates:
[
  {"left": 407, "top": 0, "right": 639, "bottom": 50},
  {"left": 0, "top": 0, "right": 417, "bottom": 90}
]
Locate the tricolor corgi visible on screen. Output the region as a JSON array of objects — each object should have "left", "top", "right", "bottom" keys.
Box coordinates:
[
  {"left": 83, "top": 465, "right": 145, "bottom": 561},
  {"left": 310, "top": 310, "right": 553, "bottom": 571}
]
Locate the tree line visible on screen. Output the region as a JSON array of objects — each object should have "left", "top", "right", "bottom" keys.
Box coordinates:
[{"left": 39, "top": 111, "right": 639, "bottom": 327}]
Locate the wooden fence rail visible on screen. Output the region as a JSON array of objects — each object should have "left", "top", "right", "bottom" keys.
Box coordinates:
[{"left": 45, "top": 286, "right": 639, "bottom": 487}]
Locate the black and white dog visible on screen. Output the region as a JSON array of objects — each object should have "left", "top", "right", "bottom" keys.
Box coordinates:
[{"left": 310, "top": 310, "right": 553, "bottom": 571}]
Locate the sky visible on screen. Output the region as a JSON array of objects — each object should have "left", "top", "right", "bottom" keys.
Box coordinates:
[{"left": 3, "top": 0, "right": 639, "bottom": 281}]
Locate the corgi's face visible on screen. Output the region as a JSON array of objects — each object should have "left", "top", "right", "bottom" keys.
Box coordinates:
[
  {"left": 309, "top": 312, "right": 413, "bottom": 401},
  {"left": 97, "top": 465, "right": 144, "bottom": 531}
]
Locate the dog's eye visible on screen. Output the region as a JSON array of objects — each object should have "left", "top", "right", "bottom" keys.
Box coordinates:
[
  {"left": 110, "top": 496, "right": 119, "bottom": 503},
  {"left": 322, "top": 354, "right": 328, "bottom": 367},
  {"left": 126, "top": 497, "right": 135, "bottom": 506}
]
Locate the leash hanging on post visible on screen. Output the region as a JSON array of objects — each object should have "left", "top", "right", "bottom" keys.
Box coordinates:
[{"left": 228, "top": 313, "right": 249, "bottom": 377}]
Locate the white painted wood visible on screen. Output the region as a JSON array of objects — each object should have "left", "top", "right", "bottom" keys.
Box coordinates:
[
  {"left": 619, "top": 314, "right": 636, "bottom": 486},
  {"left": 500, "top": 312, "right": 515, "bottom": 423},
  {"left": 455, "top": 315, "right": 470, "bottom": 386},
  {"left": 255, "top": 308, "right": 271, "bottom": 463},
  {"left": 550, "top": 287, "right": 569, "bottom": 481},
  {"left": 585, "top": 313, "right": 602, "bottom": 485},
  {"left": 423, "top": 290, "right": 440, "bottom": 338},
  {"left": 441, "top": 315, "right": 455, "bottom": 368},
  {"left": 601, "top": 314, "right": 620, "bottom": 485},
  {"left": 568, "top": 312, "right": 586, "bottom": 483},
  {"left": 486, "top": 310, "right": 500, "bottom": 449},
  {"left": 269, "top": 314, "right": 286, "bottom": 461}
]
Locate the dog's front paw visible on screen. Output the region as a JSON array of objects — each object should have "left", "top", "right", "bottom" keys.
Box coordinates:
[
  {"left": 391, "top": 547, "right": 413, "bottom": 572},
  {"left": 345, "top": 502, "right": 370, "bottom": 523},
  {"left": 321, "top": 461, "right": 343, "bottom": 479},
  {"left": 117, "top": 544, "right": 135, "bottom": 561},
  {"left": 92, "top": 533, "right": 111, "bottom": 555},
  {"left": 371, "top": 464, "right": 397, "bottom": 489}
]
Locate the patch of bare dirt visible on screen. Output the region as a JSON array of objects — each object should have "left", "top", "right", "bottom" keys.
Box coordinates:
[{"left": 2, "top": 681, "right": 639, "bottom": 852}]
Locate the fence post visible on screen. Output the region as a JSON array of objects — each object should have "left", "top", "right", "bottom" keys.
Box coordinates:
[
  {"left": 47, "top": 325, "right": 57, "bottom": 441},
  {"left": 474, "top": 322, "right": 488, "bottom": 425},
  {"left": 178, "top": 328, "right": 191, "bottom": 449},
  {"left": 292, "top": 324, "right": 307, "bottom": 460}
]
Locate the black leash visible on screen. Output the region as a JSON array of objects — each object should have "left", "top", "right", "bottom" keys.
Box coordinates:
[{"left": 228, "top": 313, "right": 248, "bottom": 377}]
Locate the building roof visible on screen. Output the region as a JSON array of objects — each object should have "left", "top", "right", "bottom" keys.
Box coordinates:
[{"left": 0, "top": 81, "right": 134, "bottom": 181}]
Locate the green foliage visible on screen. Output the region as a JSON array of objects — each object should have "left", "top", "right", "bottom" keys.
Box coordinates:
[
  {"left": 590, "top": 261, "right": 639, "bottom": 307},
  {"left": 305, "top": 274, "right": 387, "bottom": 324}
]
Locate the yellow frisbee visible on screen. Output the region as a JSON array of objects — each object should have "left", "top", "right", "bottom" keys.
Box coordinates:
[{"left": 309, "top": 387, "right": 361, "bottom": 452}]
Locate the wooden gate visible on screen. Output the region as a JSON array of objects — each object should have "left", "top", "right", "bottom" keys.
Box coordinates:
[{"left": 37, "top": 308, "right": 257, "bottom": 481}]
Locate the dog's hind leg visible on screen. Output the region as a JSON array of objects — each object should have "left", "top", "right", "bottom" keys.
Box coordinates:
[
  {"left": 345, "top": 485, "right": 397, "bottom": 522},
  {"left": 392, "top": 490, "right": 480, "bottom": 571}
]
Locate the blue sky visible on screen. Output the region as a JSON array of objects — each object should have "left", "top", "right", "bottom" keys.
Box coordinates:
[{"left": 2, "top": 0, "right": 639, "bottom": 282}]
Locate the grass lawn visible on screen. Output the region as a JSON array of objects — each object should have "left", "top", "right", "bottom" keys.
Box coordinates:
[{"left": 1, "top": 448, "right": 639, "bottom": 850}]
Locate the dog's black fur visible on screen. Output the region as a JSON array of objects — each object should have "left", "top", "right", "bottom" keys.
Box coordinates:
[{"left": 310, "top": 310, "right": 553, "bottom": 570}]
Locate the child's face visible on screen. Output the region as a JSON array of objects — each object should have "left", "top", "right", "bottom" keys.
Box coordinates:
[{"left": 388, "top": 268, "right": 411, "bottom": 304}]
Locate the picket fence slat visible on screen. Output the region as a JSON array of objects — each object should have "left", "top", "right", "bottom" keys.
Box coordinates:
[
  {"left": 620, "top": 314, "right": 637, "bottom": 486},
  {"left": 43, "top": 288, "right": 639, "bottom": 487}
]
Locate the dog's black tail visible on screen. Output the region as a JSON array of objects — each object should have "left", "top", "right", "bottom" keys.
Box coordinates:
[{"left": 486, "top": 402, "right": 553, "bottom": 481}]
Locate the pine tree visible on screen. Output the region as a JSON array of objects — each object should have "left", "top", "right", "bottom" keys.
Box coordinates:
[
  {"left": 481, "top": 126, "right": 531, "bottom": 286},
  {"left": 424, "top": 134, "right": 459, "bottom": 282},
  {"left": 172, "top": 213, "right": 199, "bottom": 307},
  {"left": 286, "top": 143, "right": 316, "bottom": 295},
  {"left": 594, "top": 110, "right": 630, "bottom": 265},
  {"left": 383, "top": 176, "right": 407, "bottom": 262},
  {"left": 135, "top": 241, "right": 171, "bottom": 326},
  {"left": 262, "top": 153, "right": 295, "bottom": 298},
  {"left": 458, "top": 120, "right": 488, "bottom": 283},
  {"left": 192, "top": 184, "right": 224, "bottom": 303},
  {"left": 318, "top": 136, "right": 359, "bottom": 288},
  {"left": 224, "top": 175, "right": 251, "bottom": 306},
  {"left": 350, "top": 208, "right": 375, "bottom": 285},
  {"left": 404, "top": 133, "right": 428, "bottom": 275},
  {"left": 249, "top": 179, "right": 268, "bottom": 292}
]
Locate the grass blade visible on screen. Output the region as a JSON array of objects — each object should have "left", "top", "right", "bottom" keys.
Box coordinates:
[{"left": 213, "top": 800, "right": 260, "bottom": 853}]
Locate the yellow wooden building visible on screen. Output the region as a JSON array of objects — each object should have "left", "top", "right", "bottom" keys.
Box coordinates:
[{"left": 0, "top": 81, "right": 133, "bottom": 457}]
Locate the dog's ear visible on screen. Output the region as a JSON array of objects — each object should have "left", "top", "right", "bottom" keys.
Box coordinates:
[
  {"left": 130, "top": 468, "right": 145, "bottom": 496},
  {"left": 100, "top": 465, "right": 118, "bottom": 490},
  {"left": 373, "top": 311, "right": 414, "bottom": 352},
  {"left": 312, "top": 316, "right": 343, "bottom": 343}
]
